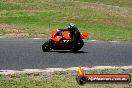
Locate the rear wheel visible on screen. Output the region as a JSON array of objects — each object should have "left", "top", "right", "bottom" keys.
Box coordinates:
[{"left": 70, "top": 40, "right": 84, "bottom": 52}]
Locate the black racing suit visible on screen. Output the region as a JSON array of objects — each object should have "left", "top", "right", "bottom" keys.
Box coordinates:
[{"left": 59, "top": 27, "right": 82, "bottom": 45}]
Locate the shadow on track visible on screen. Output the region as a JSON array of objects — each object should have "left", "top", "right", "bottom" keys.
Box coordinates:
[{"left": 49, "top": 50, "right": 87, "bottom": 54}]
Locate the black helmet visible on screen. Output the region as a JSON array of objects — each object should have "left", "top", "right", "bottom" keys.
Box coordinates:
[{"left": 68, "top": 23, "right": 76, "bottom": 30}]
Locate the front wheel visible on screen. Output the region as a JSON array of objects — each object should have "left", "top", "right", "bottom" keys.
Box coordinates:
[{"left": 42, "top": 40, "right": 53, "bottom": 52}]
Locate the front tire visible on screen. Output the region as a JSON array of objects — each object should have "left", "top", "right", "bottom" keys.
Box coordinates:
[{"left": 42, "top": 40, "right": 53, "bottom": 52}]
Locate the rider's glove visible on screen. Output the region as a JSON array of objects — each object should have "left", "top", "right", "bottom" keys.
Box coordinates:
[
  {"left": 63, "top": 40, "right": 69, "bottom": 43},
  {"left": 56, "top": 29, "right": 60, "bottom": 32}
]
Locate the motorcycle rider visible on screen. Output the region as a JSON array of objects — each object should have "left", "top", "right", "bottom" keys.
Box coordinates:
[{"left": 57, "top": 23, "right": 82, "bottom": 45}]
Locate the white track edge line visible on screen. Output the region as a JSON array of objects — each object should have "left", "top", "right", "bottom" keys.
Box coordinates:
[{"left": 0, "top": 66, "right": 132, "bottom": 75}]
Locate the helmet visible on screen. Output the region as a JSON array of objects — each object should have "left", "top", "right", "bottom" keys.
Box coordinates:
[{"left": 68, "top": 23, "right": 76, "bottom": 30}]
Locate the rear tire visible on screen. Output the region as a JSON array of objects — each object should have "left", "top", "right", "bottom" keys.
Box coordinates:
[{"left": 70, "top": 40, "right": 84, "bottom": 52}]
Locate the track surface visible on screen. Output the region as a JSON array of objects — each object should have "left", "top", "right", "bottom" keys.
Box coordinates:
[{"left": 0, "top": 39, "right": 132, "bottom": 70}]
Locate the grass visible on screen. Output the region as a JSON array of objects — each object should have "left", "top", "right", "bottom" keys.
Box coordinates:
[
  {"left": 0, "top": 0, "right": 132, "bottom": 41},
  {"left": 0, "top": 69, "right": 132, "bottom": 88}
]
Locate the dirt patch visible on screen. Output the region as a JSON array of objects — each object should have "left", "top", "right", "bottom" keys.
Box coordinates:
[
  {"left": 80, "top": 3, "right": 132, "bottom": 18},
  {"left": 0, "top": 24, "right": 29, "bottom": 38},
  {"left": 64, "top": 2, "right": 132, "bottom": 18},
  {"left": 4, "top": 33, "right": 29, "bottom": 38}
]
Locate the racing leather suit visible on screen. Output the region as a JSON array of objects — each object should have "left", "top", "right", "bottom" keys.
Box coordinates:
[{"left": 59, "top": 27, "right": 82, "bottom": 45}]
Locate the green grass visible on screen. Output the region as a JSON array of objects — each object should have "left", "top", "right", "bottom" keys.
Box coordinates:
[
  {"left": 0, "top": 0, "right": 132, "bottom": 41},
  {"left": 0, "top": 69, "right": 132, "bottom": 88}
]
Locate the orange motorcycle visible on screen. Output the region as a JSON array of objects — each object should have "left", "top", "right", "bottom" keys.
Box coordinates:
[{"left": 42, "top": 30, "right": 89, "bottom": 52}]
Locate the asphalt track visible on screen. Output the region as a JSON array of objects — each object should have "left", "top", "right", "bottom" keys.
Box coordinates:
[{"left": 0, "top": 38, "right": 132, "bottom": 70}]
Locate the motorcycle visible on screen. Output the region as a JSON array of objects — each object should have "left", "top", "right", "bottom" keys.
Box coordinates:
[{"left": 42, "top": 30, "right": 89, "bottom": 52}]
